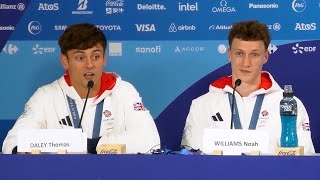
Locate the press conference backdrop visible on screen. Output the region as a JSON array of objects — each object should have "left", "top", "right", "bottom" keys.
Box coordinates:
[{"left": 1, "top": 0, "right": 320, "bottom": 151}]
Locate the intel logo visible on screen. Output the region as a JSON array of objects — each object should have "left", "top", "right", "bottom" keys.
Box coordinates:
[
  {"left": 28, "top": 21, "right": 41, "bottom": 35},
  {"left": 292, "top": 0, "right": 306, "bottom": 12}
]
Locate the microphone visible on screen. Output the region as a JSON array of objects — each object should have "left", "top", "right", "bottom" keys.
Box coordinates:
[
  {"left": 230, "top": 79, "right": 241, "bottom": 129},
  {"left": 78, "top": 80, "right": 94, "bottom": 128}
]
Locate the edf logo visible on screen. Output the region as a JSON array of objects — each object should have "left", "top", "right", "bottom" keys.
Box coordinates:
[
  {"left": 28, "top": 21, "right": 41, "bottom": 35},
  {"left": 292, "top": 0, "right": 306, "bottom": 12}
]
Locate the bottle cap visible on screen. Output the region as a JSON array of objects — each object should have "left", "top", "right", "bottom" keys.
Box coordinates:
[{"left": 283, "top": 85, "right": 293, "bottom": 97}]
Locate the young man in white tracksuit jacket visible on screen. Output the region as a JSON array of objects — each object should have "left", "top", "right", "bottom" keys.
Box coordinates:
[
  {"left": 181, "top": 20, "right": 315, "bottom": 154},
  {"left": 2, "top": 23, "right": 160, "bottom": 154}
]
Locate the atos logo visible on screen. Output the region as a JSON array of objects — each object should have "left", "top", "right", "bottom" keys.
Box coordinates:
[
  {"left": 292, "top": 43, "right": 316, "bottom": 54},
  {"left": 28, "top": 21, "right": 41, "bottom": 35},
  {"left": 212, "top": 0, "right": 236, "bottom": 13},
  {"left": 295, "top": 23, "right": 316, "bottom": 31},
  {"left": 135, "top": 24, "right": 156, "bottom": 32},
  {"left": 38, "top": 3, "right": 59, "bottom": 10},
  {"left": 178, "top": 2, "right": 198, "bottom": 11},
  {"left": 32, "top": 44, "right": 55, "bottom": 54},
  {"left": 2, "top": 44, "right": 19, "bottom": 55},
  {"left": 292, "top": 0, "right": 306, "bottom": 12}
]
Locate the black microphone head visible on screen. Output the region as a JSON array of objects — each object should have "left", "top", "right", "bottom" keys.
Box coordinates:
[
  {"left": 235, "top": 79, "right": 241, "bottom": 87},
  {"left": 87, "top": 80, "right": 94, "bottom": 88}
]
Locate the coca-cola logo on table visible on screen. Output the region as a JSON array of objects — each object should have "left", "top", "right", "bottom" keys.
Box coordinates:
[{"left": 100, "top": 149, "right": 118, "bottom": 154}]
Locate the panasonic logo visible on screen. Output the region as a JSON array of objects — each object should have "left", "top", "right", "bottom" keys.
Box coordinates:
[
  {"left": 248, "top": 3, "right": 279, "bottom": 9},
  {"left": 0, "top": 25, "right": 15, "bottom": 31},
  {"left": 137, "top": 4, "right": 166, "bottom": 10}
]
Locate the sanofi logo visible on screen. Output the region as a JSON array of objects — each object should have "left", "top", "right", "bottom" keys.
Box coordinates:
[
  {"left": 136, "top": 46, "right": 161, "bottom": 53},
  {"left": 135, "top": 24, "right": 156, "bottom": 32},
  {"left": 38, "top": 3, "right": 59, "bottom": 10},
  {"left": 28, "top": 21, "right": 41, "bottom": 35},
  {"left": 292, "top": 0, "right": 306, "bottom": 12}
]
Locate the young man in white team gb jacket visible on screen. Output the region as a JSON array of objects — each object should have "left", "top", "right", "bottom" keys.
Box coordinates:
[
  {"left": 181, "top": 20, "right": 315, "bottom": 153},
  {"left": 2, "top": 23, "right": 160, "bottom": 154}
]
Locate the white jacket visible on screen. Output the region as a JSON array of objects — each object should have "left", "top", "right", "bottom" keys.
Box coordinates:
[
  {"left": 2, "top": 72, "right": 160, "bottom": 154},
  {"left": 181, "top": 72, "right": 315, "bottom": 153}
]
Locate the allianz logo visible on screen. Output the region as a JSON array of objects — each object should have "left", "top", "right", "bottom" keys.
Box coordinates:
[
  {"left": 105, "top": 0, "right": 124, "bottom": 7},
  {"left": 292, "top": 0, "right": 306, "bottom": 12},
  {"left": 136, "top": 46, "right": 161, "bottom": 53},
  {"left": 135, "top": 24, "right": 156, "bottom": 32},
  {"left": 0, "top": 3, "right": 25, "bottom": 11},
  {"left": 267, "top": 23, "right": 281, "bottom": 31},
  {"left": 178, "top": 2, "right": 198, "bottom": 11},
  {"left": 169, "top": 23, "right": 196, "bottom": 32},
  {"left": 208, "top": 25, "right": 231, "bottom": 30},
  {"left": 292, "top": 43, "right": 316, "bottom": 54},
  {"left": 137, "top": 4, "right": 166, "bottom": 10},
  {"left": 212, "top": 0, "right": 236, "bottom": 13},
  {"left": 175, "top": 46, "right": 205, "bottom": 53},
  {"left": 295, "top": 23, "right": 316, "bottom": 31},
  {"left": 0, "top": 25, "right": 15, "bottom": 31},
  {"left": 32, "top": 44, "right": 56, "bottom": 54},
  {"left": 38, "top": 3, "right": 59, "bottom": 10},
  {"left": 248, "top": 3, "right": 279, "bottom": 9}
]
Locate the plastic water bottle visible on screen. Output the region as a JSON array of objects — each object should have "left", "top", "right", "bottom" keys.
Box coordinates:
[{"left": 280, "top": 85, "right": 298, "bottom": 147}]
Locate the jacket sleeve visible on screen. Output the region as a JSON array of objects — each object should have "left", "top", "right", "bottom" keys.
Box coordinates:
[
  {"left": 98, "top": 82, "right": 160, "bottom": 154},
  {"left": 295, "top": 97, "right": 315, "bottom": 153},
  {"left": 2, "top": 88, "right": 47, "bottom": 154},
  {"left": 181, "top": 100, "right": 203, "bottom": 150}
]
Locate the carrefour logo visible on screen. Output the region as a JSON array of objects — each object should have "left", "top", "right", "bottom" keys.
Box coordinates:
[
  {"left": 292, "top": 0, "right": 306, "bottom": 12},
  {"left": 28, "top": 21, "right": 41, "bottom": 35},
  {"left": 292, "top": 43, "right": 316, "bottom": 54},
  {"left": 2, "top": 44, "right": 19, "bottom": 54}
]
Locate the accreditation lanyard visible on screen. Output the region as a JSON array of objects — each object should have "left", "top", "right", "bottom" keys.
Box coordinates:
[
  {"left": 228, "top": 93, "right": 265, "bottom": 130},
  {"left": 66, "top": 96, "right": 104, "bottom": 138}
]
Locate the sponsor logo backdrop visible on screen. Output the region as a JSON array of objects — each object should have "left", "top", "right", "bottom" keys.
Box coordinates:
[{"left": 1, "top": 0, "right": 320, "bottom": 151}]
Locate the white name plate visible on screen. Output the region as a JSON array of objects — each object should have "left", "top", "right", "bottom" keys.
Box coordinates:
[
  {"left": 17, "top": 129, "right": 87, "bottom": 153},
  {"left": 203, "top": 129, "right": 270, "bottom": 155}
]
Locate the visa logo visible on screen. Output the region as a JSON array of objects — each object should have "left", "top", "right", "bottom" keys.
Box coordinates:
[{"left": 135, "top": 24, "right": 156, "bottom": 32}]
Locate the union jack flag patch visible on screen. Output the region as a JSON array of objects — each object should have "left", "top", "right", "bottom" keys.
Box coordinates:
[
  {"left": 133, "top": 102, "right": 146, "bottom": 111},
  {"left": 302, "top": 122, "right": 310, "bottom": 131}
]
